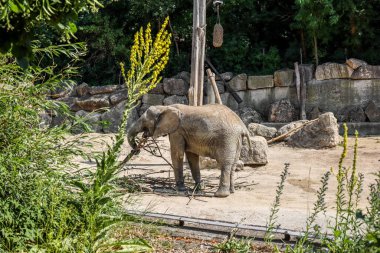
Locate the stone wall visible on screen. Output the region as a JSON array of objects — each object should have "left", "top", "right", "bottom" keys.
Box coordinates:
[{"left": 50, "top": 59, "right": 380, "bottom": 133}]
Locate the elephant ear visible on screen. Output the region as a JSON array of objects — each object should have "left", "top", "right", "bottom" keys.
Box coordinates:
[{"left": 153, "top": 107, "right": 181, "bottom": 138}]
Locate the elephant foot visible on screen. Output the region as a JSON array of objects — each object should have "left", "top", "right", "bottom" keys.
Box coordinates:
[
  {"left": 214, "top": 187, "right": 230, "bottom": 198},
  {"left": 176, "top": 182, "right": 186, "bottom": 192},
  {"left": 230, "top": 186, "right": 235, "bottom": 193},
  {"left": 193, "top": 182, "right": 203, "bottom": 193}
]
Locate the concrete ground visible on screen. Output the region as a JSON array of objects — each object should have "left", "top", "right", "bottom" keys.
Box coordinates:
[{"left": 74, "top": 134, "right": 380, "bottom": 232}]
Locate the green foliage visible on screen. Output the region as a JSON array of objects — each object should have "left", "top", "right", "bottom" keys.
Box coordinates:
[
  {"left": 213, "top": 238, "right": 252, "bottom": 253},
  {"left": 265, "top": 163, "right": 290, "bottom": 243},
  {"left": 284, "top": 125, "right": 380, "bottom": 253},
  {"left": 0, "top": 17, "right": 170, "bottom": 252},
  {"left": 0, "top": 0, "right": 102, "bottom": 67},
  {"left": 0, "top": 50, "right": 83, "bottom": 251}
]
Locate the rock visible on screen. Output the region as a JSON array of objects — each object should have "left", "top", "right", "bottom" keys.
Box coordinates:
[
  {"left": 299, "top": 64, "right": 315, "bottom": 82},
  {"left": 365, "top": 101, "right": 380, "bottom": 122},
  {"left": 72, "top": 110, "right": 102, "bottom": 134},
  {"left": 101, "top": 101, "right": 139, "bottom": 133},
  {"left": 163, "top": 78, "right": 189, "bottom": 95},
  {"left": 268, "top": 99, "right": 297, "bottom": 123},
  {"left": 287, "top": 112, "right": 340, "bottom": 149},
  {"left": 215, "top": 81, "right": 226, "bottom": 94},
  {"left": 351, "top": 65, "right": 380, "bottom": 79},
  {"left": 163, "top": 95, "right": 188, "bottom": 105},
  {"left": 216, "top": 72, "right": 234, "bottom": 82},
  {"left": 109, "top": 89, "right": 129, "bottom": 105},
  {"left": 174, "top": 71, "right": 191, "bottom": 84},
  {"left": 276, "top": 120, "right": 309, "bottom": 136},
  {"left": 51, "top": 83, "right": 74, "bottom": 99},
  {"left": 346, "top": 58, "right": 367, "bottom": 70},
  {"left": 138, "top": 103, "right": 151, "bottom": 116},
  {"left": 239, "top": 107, "right": 263, "bottom": 126},
  {"left": 274, "top": 69, "right": 295, "bottom": 87},
  {"left": 141, "top": 94, "right": 165, "bottom": 105},
  {"left": 50, "top": 113, "right": 70, "bottom": 127},
  {"left": 240, "top": 136, "right": 268, "bottom": 165},
  {"left": 39, "top": 113, "right": 52, "bottom": 129},
  {"left": 149, "top": 83, "right": 164, "bottom": 94},
  {"left": 308, "top": 106, "right": 321, "bottom": 120},
  {"left": 315, "top": 63, "right": 353, "bottom": 80},
  {"left": 228, "top": 73, "right": 247, "bottom": 91},
  {"left": 56, "top": 97, "right": 81, "bottom": 112},
  {"left": 247, "top": 75, "right": 274, "bottom": 90},
  {"left": 88, "top": 85, "right": 119, "bottom": 95},
  {"left": 76, "top": 82, "right": 90, "bottom": 97},
  {"left": 337, "top": 106, "right": 366, "bottom": 122},
  {"left": 204, "top": 81, "right": 225, "bottom": 95},
  {"left": 75, "top": 94, "right": 110, "bottom": 111},
  {"left": 247, "top": 123, "right": 277, "bottom": 139}
]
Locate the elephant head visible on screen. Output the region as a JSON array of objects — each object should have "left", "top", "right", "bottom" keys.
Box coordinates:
[{"left": 127, "top": 105, "right": 181, "bottom": 150}]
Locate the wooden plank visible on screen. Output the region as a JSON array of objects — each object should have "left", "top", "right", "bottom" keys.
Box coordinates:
[
  {"left": 190, "top": 0, "right": 200, "bottom": 106},
  {"left": 206, "top": 68, "right": 222, "bottom": 104},
  {"left": 197, "top": 0, "right": 206, "bottom": 106}
]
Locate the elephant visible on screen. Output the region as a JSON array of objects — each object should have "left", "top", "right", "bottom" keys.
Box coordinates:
[{"left": 127, "top": 104, "right": 252, "bottom": 197}]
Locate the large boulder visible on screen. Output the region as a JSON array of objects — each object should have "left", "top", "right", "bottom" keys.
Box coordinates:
[
  {"left": 351, "top": 65, "right": 380, "bottom": 79},
  {"left": 315, "top": 63, "right": 353, "bottom": 80},
  {"left": 56, "top": 96, "right": 81, "bottom": 112},
  {"left": 365, "top": 101, "right": 380, "bottom": 122},
  {"left": 149, "top": 83, "right": 164, "bottom": 94},
  {"left": 287, "top": 112, "right": 340, "bottom": 149},
  {"left": 240, "top": 136, "right": 268, "bottom": 165},
  {"left": 141, "top": 94, "right": 165, "bottom": 105},
  {"left": 109, "top": 89, "right": 129, "bottom": 105},
  {"left": 247, "top": 75, "right": 274, "bottom": 90},
  {"left": 88, "top": 85, "right": 119, "bottom": 95},
  {"left": 163, "top": 78, "right": 189, "bottom": 95},
  {"left": 337, "top": 105, "right": 366, "bottom": 122},
  {"left": 346, "top": 58, "right": 367, "bottom": 70},
  {"left": 174, "top": 71, "right": 191, "bottom": 84},
  {"left": 239, "top": 107, "right": 263, "bottom": 126},
  {"left": 216, "top": 72, "right": 234, "bottom": 82},
  {"left": 228, "top": 73, "right": 247, "bottom": 91},
  {"left": 274, "top": 69, "right": 295, "bottom": 87},
  {"left": 76, "top": 82, "right": 90, "bottom": 97},
  {"left": 163, "top": 95, "right": 188, "bottom": 105},
  {"left": 268, "top": 99, "right": 297, "bottom": 123},
  {"left": 248, "top": 123, "right": 277, "bottom": 139},
  {"left": 138, "top": 103, "right": 151, "bottom": 116},
  {"left": 75, "top": 94, "right": 110, "bottom": 112},
  {"left": 101, "top": 101, "right": 138, "bottom": 133},
  {"left": 276, "top": 120, "right": 309, "bottom": 136}
]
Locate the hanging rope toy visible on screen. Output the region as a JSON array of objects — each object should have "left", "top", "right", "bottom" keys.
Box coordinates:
[{"left": 213, "top": 0, "right": 224, "bottom": 48}]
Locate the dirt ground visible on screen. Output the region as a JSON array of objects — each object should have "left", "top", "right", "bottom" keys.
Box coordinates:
[{"left": 74, "top": 134, "right": 380, "bottom": 232}]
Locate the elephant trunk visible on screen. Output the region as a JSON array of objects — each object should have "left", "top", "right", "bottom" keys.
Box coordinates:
[{"left": 127, "top": 119, "right": 143, "bottom": 150}]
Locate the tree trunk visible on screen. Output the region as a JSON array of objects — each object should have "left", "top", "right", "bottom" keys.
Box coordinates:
[{"left": 313, "top": 31, "right": 319, "bottom": 66}]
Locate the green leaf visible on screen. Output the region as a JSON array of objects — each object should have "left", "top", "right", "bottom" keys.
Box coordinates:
[
  {"left": 9, "top": 0, "right": 21, "bottom": 13},
  {"left": 69, "top": 22, "right": 77, "bottom": 33}
]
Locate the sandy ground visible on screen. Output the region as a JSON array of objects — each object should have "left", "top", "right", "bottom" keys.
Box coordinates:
[{"left": 74, "top": 134, "right": 380, "bottom": 232}]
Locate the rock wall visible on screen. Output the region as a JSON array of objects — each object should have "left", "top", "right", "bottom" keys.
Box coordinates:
[{"left": 50, "top": 59, "right": 380, "bottom": 133}]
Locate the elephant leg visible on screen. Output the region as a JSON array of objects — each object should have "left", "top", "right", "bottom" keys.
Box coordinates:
[
  {"left": 185, "top": 151, "right": 201, "bottom": 191},
  {"left": 230, "top": 163, "right": 236, "bottom": 193},
  {"left": 169, "top": 134, "right": 186, "bottom": 191},
  {"left": 214, "top": 163, "right": 233, "bottom": 197}
]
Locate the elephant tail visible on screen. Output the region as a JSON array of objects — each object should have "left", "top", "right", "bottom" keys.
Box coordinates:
[{"left": 243, "top": 130, "right": 252, "bottom": 155}]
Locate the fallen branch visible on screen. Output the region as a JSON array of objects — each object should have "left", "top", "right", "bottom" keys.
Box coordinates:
[{"left": 267, "top": 118, "right": 318, "bottom": 145}]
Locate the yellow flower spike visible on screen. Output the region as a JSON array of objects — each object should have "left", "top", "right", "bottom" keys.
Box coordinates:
[{"left": 120, "top": 17, "right": 172, "bottom": 96}]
